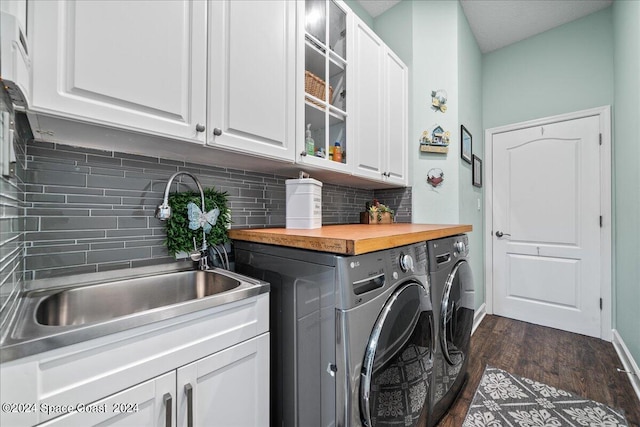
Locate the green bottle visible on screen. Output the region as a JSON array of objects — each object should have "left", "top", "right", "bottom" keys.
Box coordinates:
[{"left": 306, "top": 124, "right": 315, "bottom": 156}]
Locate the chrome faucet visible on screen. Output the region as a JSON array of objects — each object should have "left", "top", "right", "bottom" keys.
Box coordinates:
[{"left": 156, "top": 171, "right": 209, "bottom": 270}]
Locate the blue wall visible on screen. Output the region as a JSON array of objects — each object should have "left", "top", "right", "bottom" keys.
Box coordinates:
[
  {"left": 483, "top": 8, "right": 614, "bottom": 129},
  {"left": 457, "top": 2, "right": 484, "bottom": 309},
  {"left": 482, "top": 5, "right": 639, "bottom": 367},
  {"left": 343, "top": 3, "right": 636, "bottom": 365},
  {"left": 373, "top": 1, "right": 485, "bottom": 311}
]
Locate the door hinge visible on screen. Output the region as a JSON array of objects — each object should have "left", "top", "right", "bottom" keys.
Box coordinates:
[
  {"left": 600, "top": 298, "right": 603, "bottom": 310},
  {"left": 600, "top": 216, "right": 603, "bottom": 227},
  {"left": 599, "top": 133, "right": 602, "bottom": 145}
]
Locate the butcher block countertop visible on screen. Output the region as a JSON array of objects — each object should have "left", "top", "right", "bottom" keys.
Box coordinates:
[{"left": 228, "top": 223, "right": 472, "bottom": 255}]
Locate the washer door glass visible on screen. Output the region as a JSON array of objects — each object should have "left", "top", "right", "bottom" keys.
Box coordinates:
[
  {"left": 440, "top": 260, "right": 473, "bottom": 366},
  {"left": 360, "top": 282, "right": 433, "bottom": 427}
]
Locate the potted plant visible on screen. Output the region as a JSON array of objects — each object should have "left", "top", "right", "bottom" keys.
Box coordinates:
[{"left": 361, "top": 199, "right": 394, "bottom": 224}]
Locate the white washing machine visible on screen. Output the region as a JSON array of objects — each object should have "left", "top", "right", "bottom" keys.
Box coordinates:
[
  {"left": 234, "top": 241, "right": 434, "bottom": 427},
  {"left": 426, "top": 235, "right": 475, "bottom": 426}
]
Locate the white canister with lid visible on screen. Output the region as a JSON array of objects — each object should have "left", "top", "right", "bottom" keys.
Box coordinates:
[{"left": 285, "top": 172, "right": 322, "bottom": 229}]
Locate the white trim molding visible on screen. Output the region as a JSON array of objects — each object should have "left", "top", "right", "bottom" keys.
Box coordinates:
[
  {"left": 612, "top": 329, "right": 640, "bottom": 402},
  {"left": 484, "top": 106, "right": 612, "bottom": 341},
  {"left": 472, "top": 303, "right": 487, "bottom": 335}
]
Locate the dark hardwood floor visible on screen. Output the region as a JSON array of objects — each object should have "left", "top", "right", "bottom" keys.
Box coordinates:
[{"left": 436, "top": 315, "right": 640, "bottom": 427}]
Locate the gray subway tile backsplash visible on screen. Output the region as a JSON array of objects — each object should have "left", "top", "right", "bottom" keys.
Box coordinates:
[
  {"left": 19, "top": 139, "right": 411, "bottom": 281},
  {"left": 0, "top": 96, "right": 29, "bottom": 330}
]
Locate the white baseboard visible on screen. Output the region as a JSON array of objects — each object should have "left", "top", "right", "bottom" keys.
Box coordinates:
[
  {"left": 612, "top": 329, "right": 640, "bottom": 401},
  {"left": 472, "top": 303, "right": 486, "bottom": 336}
]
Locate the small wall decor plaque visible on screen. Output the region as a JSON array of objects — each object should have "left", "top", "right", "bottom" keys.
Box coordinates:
[
  {"left": 472, "top": 155, "right": 483, "bottom": 188},
  {"left": 427, "top": 168, "right": 444, "bottom": 188},
  {"left": 420, "top": 124, "right": 450, "bottom": 154},
  {"left": 431, "top": 89, "right": 448, "bottom": 112},
  {"left": 461, "top": 125, "right": 472, "bottom": 164}
]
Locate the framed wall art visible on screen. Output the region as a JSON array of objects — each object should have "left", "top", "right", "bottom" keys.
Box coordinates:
[
  {"left": 472, "top": 155, "right": 482, "bottom": 188},
  {"left": 461, "top": 125, "right": 472, "bottom": 164}
]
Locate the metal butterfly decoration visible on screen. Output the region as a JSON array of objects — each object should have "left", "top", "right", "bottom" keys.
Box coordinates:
[{"left": 187, "top": 202, "right": 220, "bottom": 234}]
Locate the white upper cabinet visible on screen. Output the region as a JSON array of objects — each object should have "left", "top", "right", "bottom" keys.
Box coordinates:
[
  {"left": 207, "top": 0, "right": 296, "bottom": 162},
  {"left": 352, "top": 18, "right": 384, "bottom": 181},
  {"left": 296, "top": 0, "right": 353, "bottom": 174},
  {"left": 29, "top": 0, "right": 296, "bottom": 163},
  {"left": 27, "top": 0, "right": 407, "bottom": 186},
  {"left": 352, "top": 16, "right": 408, "bottom": 186},
  {"left": 29, "top": 0, "right": 208, "bottom": 143},
  {"left": 382, "top": 48, "right": 408, "bottom": 186}
]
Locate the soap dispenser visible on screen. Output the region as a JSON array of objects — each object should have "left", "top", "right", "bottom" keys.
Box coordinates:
[{"left": 305, "top": 124, "right": 315, "bottom": 156}]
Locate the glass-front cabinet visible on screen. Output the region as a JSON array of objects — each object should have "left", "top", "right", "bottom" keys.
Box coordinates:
[{"left": 297, "top": 0, "right": 352, "bottom": 173}]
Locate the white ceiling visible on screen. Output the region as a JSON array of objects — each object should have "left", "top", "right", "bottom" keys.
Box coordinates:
[{"left": 356, "top": 0, "right": 613, "bottom": 53}]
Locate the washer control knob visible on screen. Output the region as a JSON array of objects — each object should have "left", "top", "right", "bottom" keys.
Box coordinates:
[
  {"left": 454, "top": 241, "right": 466, "bottom": 254},
  {"left": 399, "top": 253, "right": 414, "bottom": 272}
]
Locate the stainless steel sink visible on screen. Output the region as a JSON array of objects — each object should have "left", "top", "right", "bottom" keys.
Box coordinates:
[
  {"left": 0, "top": 265, "right": 269, "bottom": 363},
  {"left": 36, "top": 270, "right": 241, "bottom": 326}
]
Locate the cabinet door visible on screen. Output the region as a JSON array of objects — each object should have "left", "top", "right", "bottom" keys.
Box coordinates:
[
  {"left": 40, "top": 371, "right": 175, "bottom": 427},
  {"left": 297, "top": 0, "right": 352, "bottom": 174},
  {"left": 30, "top": 0, "right": 207, "bottom": 142},
  {"left": 352, "top": 17, "right": 384, "bottom": 181},
  {"left": 208, "top": 0, "right": 295, "bottom": 162},
  {"left": 177, "top": 333, "right": 269, "bottom": 427},
  {"left": 383, "top": 48, "right": 408, "bottom": 186}
]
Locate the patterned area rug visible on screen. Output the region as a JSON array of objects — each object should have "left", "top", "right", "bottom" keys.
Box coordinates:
[{"left": 463, "top": 366, "right": 628, "bottom": 426}]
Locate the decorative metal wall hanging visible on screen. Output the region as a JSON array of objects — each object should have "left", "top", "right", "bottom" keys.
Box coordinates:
[
  {"left": 431, "top": 89, "right": 447, "bottom": 112},
  {"left": 420, "top": 124, "right": 450, "bottom": 154},
  {"left": 427, "top": 168, "right": 444, "bottom": 187}
]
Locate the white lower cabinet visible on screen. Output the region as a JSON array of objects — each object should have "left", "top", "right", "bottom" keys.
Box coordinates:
[
  {"left": 40, "top": 334, "right": 269, "bottom": 427},
  {"left": 177, "top": 334, "right": 269, "bottom": 427},
  {"left": 40, "top": 371, "right": 176, "bottom": 427},
  {"left": 0, "top": 294, "right": 269, "bottom": 427}
]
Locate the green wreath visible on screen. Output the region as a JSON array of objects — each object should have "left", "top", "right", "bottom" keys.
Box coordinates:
[{"left": 164, "top": 188, "right": 231, "bottom": 257}]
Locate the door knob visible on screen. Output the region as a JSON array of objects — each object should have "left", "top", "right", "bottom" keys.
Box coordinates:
[
  {"left": 495, "top": 231, "right": 511, "bottom": 238},
  {"left": 213, "top": 128, "right": 223, "bottom": 136},
  {"left": 195, "top": 124, "right": 205, "bottom": 132}
]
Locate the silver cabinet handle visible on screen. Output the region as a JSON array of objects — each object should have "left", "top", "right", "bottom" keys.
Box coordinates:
[
  {"left": 195, "top": 124, "right": 205, "bottom": 132},
  {"left": 213, "top": 128, "right": 223, "bottom": 136},
  {"left": 184, "top": 383, "right": 193, "bottom": 427},
  {"left": 163, "top": 393, "right": 172, "bottom": 427},
  {"left": 495, "top": 231, "right": 511, "bottom": 238},
  {"left": 300, "top": 151, "right": 307, "bottom": 157}
]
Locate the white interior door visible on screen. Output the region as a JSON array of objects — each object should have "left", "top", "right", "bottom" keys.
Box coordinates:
[{"left": 492, "top": 115, "right": 601, "bottom": 337}]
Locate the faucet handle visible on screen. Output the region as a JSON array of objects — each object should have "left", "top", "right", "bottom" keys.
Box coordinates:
[
  {"left": 199, "top": 255, "right": 209, "bottom": 270},
  {"left": 189, "top": 237, "right": 202, "bottom": 262}
]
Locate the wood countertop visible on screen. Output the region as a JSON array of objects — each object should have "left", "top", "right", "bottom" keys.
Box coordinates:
[{"left": 228, "top": 223, "right": 472, "bottom": 255}]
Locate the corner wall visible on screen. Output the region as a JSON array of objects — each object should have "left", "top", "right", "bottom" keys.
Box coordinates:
[
  {"left": 612, "top": 0, "right": 640, "bottom": 367},
  {"left": 375, "top": 1, "right": 485, "bottom": 310},
  {"left": 457, "top": 3, "right": 484, "bottom": 309}
]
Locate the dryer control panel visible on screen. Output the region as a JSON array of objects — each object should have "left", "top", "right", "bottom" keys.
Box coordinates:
[
  {"left": 335, "top": 242, "right": 428, "bottom": 310},
  {"left": 427, "top": 234, "right": 469, "bottom": 273}
]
